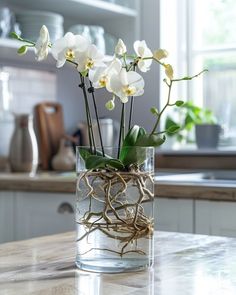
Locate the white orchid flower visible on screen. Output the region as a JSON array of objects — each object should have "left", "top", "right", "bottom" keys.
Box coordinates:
[
  {"left": 35, "top": 25, "right": 50, "bottom": 61},
  {"left": 133, "top": 40, "right": 153, "bottom": 72},
  {"left": 109, "top": 68, "right": 144, "bottom": 103},
  {"left": 115, "top": 39, "right": 127, "bottom": 55},
  {"left": 75, "top": 44, "right": 105, "bottom": 73},
  {"left": 89, "top": 58, "right": 122, "bottom": 90},
  {"left": 51, "top": 32, "right": 90, "bottom": 68}
]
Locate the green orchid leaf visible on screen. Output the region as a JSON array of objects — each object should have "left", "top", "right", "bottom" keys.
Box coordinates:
[
  {"left": 121, "top": 134, "right": 166, "bottom": 167},
  {"left": 136, "top": 134, "right": 166, "bottom": 147},
  {"left": 79, "top": 147, "right": 112, "bottom": 161},
  {"left": 85, "top": 155, "right": 124, "bottom": 170},
  {"left": 119, "top": 125, "right": 141, "bottom": 163},
  {"left": 79, "top": 147, "right": 91, "bottom": 161},
  {"left": 122, "top": 125, "right": 140, "bottom": 147},
  {"left": 137, "top": 127, "right": 146, "bottom": 138},
  {"left": 119, "top": 126, "right": 147, "bottom": 166},
  {"left": 119, "top": 146, "right": 145, "bottom": 166}
]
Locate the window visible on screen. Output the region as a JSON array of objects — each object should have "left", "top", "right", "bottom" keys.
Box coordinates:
[{"left": 160, "top": 0, "right": 236, "bottom": 147}]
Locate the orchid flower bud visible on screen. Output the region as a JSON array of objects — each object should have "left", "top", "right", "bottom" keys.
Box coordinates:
[
  {"left": 115, "top": 39, "right": 127, "bottom": 55},
  {"left": 164, "top": 64, "right": 174, "bottom": 80},
  {"left": 105, "top": 99, "right": 115, "bottom": 110},
  {"left": 153, "top": 49, "right": 168, "bottom": 60}
]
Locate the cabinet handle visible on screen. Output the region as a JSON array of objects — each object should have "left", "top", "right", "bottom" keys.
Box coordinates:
[{"left": 57, "top": 202, "right": 74, "bottom": 214}]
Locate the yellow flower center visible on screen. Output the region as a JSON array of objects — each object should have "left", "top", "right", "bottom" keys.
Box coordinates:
[
  {"left": 99, "top": 76, "right": 107, "bottom": 87},
  {"left": 122, "top": 85, "right": 136, "bottom": 96},
  {"left": 85, "top": 58, "right": 94, "bottom": 70},
  {"left": 65, "top": 49, "right": 75, "bottom": 60}
]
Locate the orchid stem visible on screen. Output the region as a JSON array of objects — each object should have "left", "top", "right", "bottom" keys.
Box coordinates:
[
  {"left": 79, "top": 75, "right": 96, "bottom": 154},
  {"left": 151, "top": 80, "right": 173, "bottom": 135},
  {"left": 128, "top": 65, "right": 136, "bottom": 130},
  {"left": 128, "top": 96, "right": 134, "bottom": 130},
  {"left": 117, "top": 103, "right": 125, "bottom": 158},
  {"left": 88, "top": 80, "right": 105, "bottom": 157}
]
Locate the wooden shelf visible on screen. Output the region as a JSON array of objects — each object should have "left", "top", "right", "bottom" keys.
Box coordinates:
[{"left": 8, "top": 0, "right": 137, "bottom": 22}]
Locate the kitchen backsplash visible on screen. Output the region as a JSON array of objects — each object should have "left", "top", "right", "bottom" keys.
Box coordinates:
[{"left": 2, "top": 66, "right": 56, "bottom": 114}]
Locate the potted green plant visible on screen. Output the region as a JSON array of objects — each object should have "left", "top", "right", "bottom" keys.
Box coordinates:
[{"left": 165, "top": 101, "right": 221, "bottom": 148}]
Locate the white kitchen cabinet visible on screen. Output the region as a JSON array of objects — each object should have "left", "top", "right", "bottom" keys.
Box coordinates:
[
  {"left": 0, "top": 191, "right": 15, "bottom": 243},
  {"left": 154, "top": 198, "right": 194, "bottom": 233},
  {"left": 1, "top": 0, "right": 140, "bottom": 65},
  {"left": 15, "top": 192, "right": 75, "bottom": 241},
  {"left": 195, "top": 200, "right": 236, "bottom": 238}
]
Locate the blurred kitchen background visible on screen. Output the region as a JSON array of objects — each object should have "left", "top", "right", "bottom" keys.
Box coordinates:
[
  {"left": 1, "top": 0, "right": 236, "bottom": 160},
  {"left": 0, "top": 0, "right": 160, "bottom": 171},
  {"left": 1, "top": 0, "right": 236, "bottom": 244}
]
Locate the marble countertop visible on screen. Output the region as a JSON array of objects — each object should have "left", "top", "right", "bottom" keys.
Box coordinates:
[
  {"left": 0, "top": 172, "right": 76, "bottom": 193},
  {"left": 1, "top": 231, "right": 236, "bottom": 294},
  {"left": 0, "top": 170, "right": 236, "bottom": 201}
]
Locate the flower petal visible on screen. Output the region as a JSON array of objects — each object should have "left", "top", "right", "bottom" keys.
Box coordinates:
[
  {"left": 126, "top": 71, "right": 144, "bottom": 87},
  {"left": 74, "top": 35, "right": 90, "bottom": 52},
  {"left": 109, "top": 73, "right": 123, "bottom": 93},
  {"left": 64, "top": 32, "right": 76, "bottom": 48},
  {"left": 134, "top": 40, "right": 148, "bottom": 57},
  {"left": 137, "top": 59, "right": 152, "bottom": 72},
  {"left": 120, "top": 68, "right": 128, "bottom": 86}
]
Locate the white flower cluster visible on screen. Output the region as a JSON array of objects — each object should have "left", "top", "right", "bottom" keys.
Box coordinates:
[{"left": 35, "top": 26, "right": 170, "bottom": 110}]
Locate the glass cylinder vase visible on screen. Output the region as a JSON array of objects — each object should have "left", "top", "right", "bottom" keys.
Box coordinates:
[{"left": 75, "top": 146, "right": 155, "bottom": 273}]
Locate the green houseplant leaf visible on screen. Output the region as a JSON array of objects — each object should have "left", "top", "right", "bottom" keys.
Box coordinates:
[
  {"left": 85, "top": 155, "right": 125, "bottom": 170},
  {"left": 119, "top": 125, "right": 146, "bottom": 166}
]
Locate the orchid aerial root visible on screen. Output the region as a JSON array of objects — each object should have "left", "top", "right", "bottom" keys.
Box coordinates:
[{"left": 76, "top": 170, "right": 154, "bottom": 257}]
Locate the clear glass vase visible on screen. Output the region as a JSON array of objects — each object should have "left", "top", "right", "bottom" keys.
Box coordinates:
[{"left": 75, "top": 146, "right": 155, "bottom": 273}]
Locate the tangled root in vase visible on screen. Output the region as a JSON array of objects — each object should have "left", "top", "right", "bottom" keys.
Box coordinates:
[{"left": 76, "top": 170, "right": 154, "bottom": 257}]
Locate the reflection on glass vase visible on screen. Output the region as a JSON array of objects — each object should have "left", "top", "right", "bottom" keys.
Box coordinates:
[
  {"left": 9, "top": 114, "right": 38, "bottom": 175},
  {"left": 75, "top": 268, "right": 154, "bottom": 294},
  {"left": 75, "top": 146, "right": 154, "bottom": 273}
]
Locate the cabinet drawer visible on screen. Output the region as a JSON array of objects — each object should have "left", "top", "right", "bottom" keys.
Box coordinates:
[
  {"left": 155, "top": 198, "right": 194, "bottom": 233},
  {"left": 196, "top": 200, "right": 236, "bottom": 238},
  {"left": 0, "top": 191, "right": 14, "bottom": 243},
  {"left": 15, "top": 192, "right": 76, "bottom": 240}
]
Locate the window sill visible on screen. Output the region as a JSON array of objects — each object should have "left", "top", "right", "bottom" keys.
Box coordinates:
[{"left": 157, "top": 147, "right": 236, "bottom": 156}]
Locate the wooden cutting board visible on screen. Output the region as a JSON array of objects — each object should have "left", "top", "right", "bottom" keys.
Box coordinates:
[{"left": 34, "top": 102, "right": 65, "bottom": 170}]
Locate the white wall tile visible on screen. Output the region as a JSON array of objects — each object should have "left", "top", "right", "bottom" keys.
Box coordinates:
[{"left": 2, "top": 66, "right": 56, "bottom": 115}]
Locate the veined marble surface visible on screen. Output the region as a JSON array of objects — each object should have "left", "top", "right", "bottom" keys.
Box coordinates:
[{"left": 0, "top": 231, "right": 236, "bottom": 294}]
